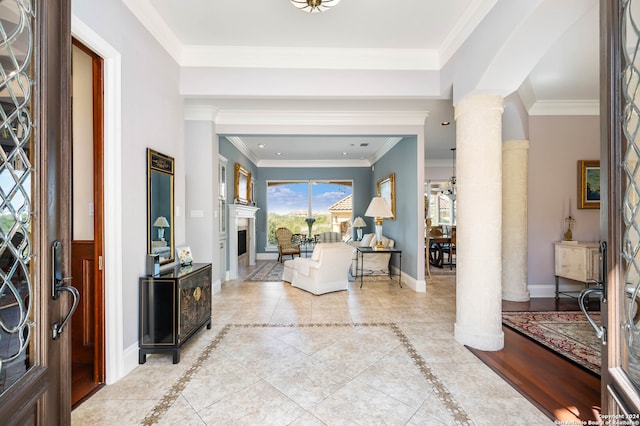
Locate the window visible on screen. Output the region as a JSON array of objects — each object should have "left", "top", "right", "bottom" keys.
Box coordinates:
[
  {"left": 426, "top": 181, "right": 456, "bottom": 226},
  {"left": 267, "top": 180, "right": 353, "bottom": 246}
]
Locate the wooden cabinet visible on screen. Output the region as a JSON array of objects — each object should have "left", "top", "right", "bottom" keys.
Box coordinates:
[
  {"left": 139, "top": 263, "right": 212, "bottom": 364},
  {"left": 554, "top": 241, "right": 600, "bottom": 299}
]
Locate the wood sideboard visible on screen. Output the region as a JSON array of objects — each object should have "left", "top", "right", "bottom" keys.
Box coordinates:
[
  {"left": 139, "top": 263, "right": 212, "bottom": 364},
  {"left": 553, "top": 241, "right": 600, "bottom": 300}
]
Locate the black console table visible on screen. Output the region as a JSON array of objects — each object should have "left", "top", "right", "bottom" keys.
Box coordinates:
[{"left": 139, "top": 263, "right": 212, "bottom": 364}]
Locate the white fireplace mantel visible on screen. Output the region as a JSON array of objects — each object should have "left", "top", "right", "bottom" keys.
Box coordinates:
[{"left": 228, "top": 204, "right": 259, "bottom": 279}]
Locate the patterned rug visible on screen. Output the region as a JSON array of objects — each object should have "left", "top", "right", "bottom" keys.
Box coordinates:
[
  {"left": 244, "top": 262, "right": 285, "bottom": 281},
  {"left": 502, "top": 311, "right": 601, "bottom": 376},
  {"left": 244, "top": 261, "right": 399, "bottom": 283}
]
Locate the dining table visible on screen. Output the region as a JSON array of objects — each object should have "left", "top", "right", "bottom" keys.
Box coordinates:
[{"left": 428, "top": 235, "right": 452, "bottom": 268}]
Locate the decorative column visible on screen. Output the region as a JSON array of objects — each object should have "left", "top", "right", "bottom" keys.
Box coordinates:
[
  {"left": 502, "top": 140, "right": 530, "bottom": 301},
  {"left": 454, "top": 94, "right": 504, "bottom": 351}
]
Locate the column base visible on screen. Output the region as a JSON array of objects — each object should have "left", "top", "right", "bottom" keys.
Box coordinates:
[
  {"left": 454, "top": 323, "right": 504, "bottom": 351},
  {"left": 502, "top": 290, "right": 530, "bottom": 302}
]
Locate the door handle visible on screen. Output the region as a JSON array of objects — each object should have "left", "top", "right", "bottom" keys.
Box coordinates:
[
  {"left": 51, "top": 240, "right": 79, "bottom": 340},
  {"left": 578, "top": 287, "right": 605, "bottom": 342}
]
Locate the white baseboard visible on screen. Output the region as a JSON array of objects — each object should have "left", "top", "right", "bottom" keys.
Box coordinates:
[
  {"left": 212, "top": 279, "right": 221, "bottom": 294},
  {"left": 257, "top": 253, "right": 278, "bottom": 261},
  {"left": 391, "top": 266, "right": 425, "bottom": 292},
  {"left": 121, "top": 342, "right": 140, "bottom": 382},
  {"left": 528, "top": 283, "right": 586, "bottom": 298}
]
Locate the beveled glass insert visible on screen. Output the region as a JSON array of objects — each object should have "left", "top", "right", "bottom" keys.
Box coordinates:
[{"left": 0, "top": 0, "right": 35, "bottom": 394}]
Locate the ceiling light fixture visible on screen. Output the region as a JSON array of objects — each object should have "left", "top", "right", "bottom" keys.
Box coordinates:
[
  {"left": 290, "top": 0, "right": 341, "bottom": 13},
  {"left": 441, "top": 147, "right": 456, "bottom": 201}
]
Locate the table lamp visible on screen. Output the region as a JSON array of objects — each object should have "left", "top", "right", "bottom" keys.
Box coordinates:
[
  {"left": 352, "top": 216, "right": 367, "bottom": 241},
  {"left": 153, "top": 216, "right": 170, "bottom": 240},
  {"left": 364, "top": 197, "right": 393, "bottom": 249}
]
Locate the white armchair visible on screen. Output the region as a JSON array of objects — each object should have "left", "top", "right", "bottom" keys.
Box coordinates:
[
  {"left": 350, "top": 233, "right": 395, "bottom": 277},
  {"left": 282, "top": 242, "right": 354, "bottom": 295}
]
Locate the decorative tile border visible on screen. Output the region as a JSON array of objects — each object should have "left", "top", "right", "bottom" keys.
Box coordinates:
[{"left": 142, "top": 322, "right": 472, "bottom": 425}]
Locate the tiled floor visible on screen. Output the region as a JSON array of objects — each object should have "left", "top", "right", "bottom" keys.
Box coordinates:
[{"left": 71, "top": 264, "right": 552, "bottom": 425}]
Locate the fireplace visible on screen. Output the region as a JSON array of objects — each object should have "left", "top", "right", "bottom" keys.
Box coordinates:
[
  {"left": 228, "top": 204, "right": 259, "bottom": 279},
  {"left": 238, "top": 229, "right": 247, "bottom": 256}
]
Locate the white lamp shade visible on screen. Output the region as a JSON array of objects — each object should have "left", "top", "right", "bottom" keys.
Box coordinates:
[
  {"left": 352, "top": 216, "right": 367, "bottom": 228},
  {"left": 153, "top": 216, "right": 170, "bottom": 227},
  {"left": 365, "top": 197, "right": 393, "bottom": 218}
]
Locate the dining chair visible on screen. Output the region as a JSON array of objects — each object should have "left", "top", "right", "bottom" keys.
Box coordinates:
[
  {"left": 442, "top": 226, "right": 456, "bottom": 269},
  {"left": 425, "top": 219, "right": 433, "bottom": 278}
]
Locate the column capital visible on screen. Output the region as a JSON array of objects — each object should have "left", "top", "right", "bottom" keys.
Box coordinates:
[{"left": 455, "top": 93, "right": 504, "bottom": 121}]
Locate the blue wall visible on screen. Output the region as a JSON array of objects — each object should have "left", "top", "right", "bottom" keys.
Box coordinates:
[
  {"left": 219, "top": 138, "right": 258, "bottom": 203},
  {"left": 254, "top": 167, "right": 372, "bottom": 252},
  {"left": 372, "top": 137, "right": 418, "bottom": 277},
  {"left": 219, "top": 136, "right": 419, "bottom": 280}
]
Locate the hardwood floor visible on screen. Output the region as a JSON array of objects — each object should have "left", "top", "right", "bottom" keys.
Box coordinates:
[{"left": 468, "top": 297, "right": 601, "bottom": 423}]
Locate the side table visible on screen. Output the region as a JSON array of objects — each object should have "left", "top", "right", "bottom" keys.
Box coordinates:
[{"left": 356, "top": 246, "right": 402, "bottom": 288}]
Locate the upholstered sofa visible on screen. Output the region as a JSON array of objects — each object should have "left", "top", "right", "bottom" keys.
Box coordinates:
[
  {"left": 349, "top": 233, "right": 395, "bottom": 277},
  {"left": 282, "top": 242, "right": 353, "bottom": 295}
]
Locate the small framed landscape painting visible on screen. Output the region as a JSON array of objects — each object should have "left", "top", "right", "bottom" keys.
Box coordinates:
[{"left": 578, "top": 160, "right": 600, "bottom": 209}]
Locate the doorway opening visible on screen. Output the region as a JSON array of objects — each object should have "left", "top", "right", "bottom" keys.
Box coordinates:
[{"left": 71, "top": 38, "right": 105, "bottom": 406}]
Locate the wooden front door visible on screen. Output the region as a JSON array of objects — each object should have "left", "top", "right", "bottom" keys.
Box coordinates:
[
  {"left": 600, "top": 0, "right": 640, "bottom": 416},
  {"left": 0, "top": 0, "right": 73, "bottom": 424}
]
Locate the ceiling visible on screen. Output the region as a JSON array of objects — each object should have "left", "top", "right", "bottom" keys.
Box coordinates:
[{"left": 131, "top": 0, "right": 599, "bottom": 164}]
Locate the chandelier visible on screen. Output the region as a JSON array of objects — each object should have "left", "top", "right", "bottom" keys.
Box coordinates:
[
  {"left": 290, "top": 0, "right": 341, "bottom": 13},
  {"left": 442, "top": 147, "right": 456, "bottom": 200}
]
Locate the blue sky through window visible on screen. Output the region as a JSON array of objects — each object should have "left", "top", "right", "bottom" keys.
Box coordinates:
[{"left": 267, "top": 181, "right": 352, "bottom": 215}]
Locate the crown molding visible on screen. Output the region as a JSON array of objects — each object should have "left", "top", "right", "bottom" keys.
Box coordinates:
[
  {"left": 181, "top": 45, "right": 439, "bottom": 71},
  {"left": 369, "top": 137, "right": 403, "bottom": 164},
  {"left": 184, "top": 105, "right": 219, "bottom": 121},
  {"left": 439, "top": 0, "right": 498, "bottom": 66},
  {"left": 528, "top": 100, "right": 599, "bottom": 116},
  {"left": 121, "top": 0, "right": 182, "bottom": 63},
  {"left": 225, "top": 136, "right": 259, "bottom": 166},
  {"left": 256, "top": 159, "right": 373, "bottom": 168},
  {"left": 223, "top": 136, "right": 402, "bottom": 168},
  {"left": 215, "top": 110, "right": 429, "bottom": 128}
]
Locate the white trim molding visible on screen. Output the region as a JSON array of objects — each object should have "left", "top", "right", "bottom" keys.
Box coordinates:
[{"left": 72, "top": 14, "right": 125, "bottom": 384}]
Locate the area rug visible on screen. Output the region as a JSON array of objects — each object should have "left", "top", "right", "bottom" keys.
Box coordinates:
[
  {"left": 243, "top": 262, "right": 284, "bottom": 281},
  {"left": 502, "top": 311, "right": 601, "bottom": 376}
]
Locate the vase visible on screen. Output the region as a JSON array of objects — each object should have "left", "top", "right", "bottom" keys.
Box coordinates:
[{"left": 307, "top": 224, "right": 313, "bottom": 239}]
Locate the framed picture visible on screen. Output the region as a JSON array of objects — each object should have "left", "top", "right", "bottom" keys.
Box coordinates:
[
  {"left": 234, "top": 163, "right": 251, "bottom": 205},
  {"left": 578, "top": 160, "right": 600, "bottom": 209},
  {"left": 377, "top": 173, "right": 396, "bottom": 220},
  {"left": 176, "top": 246, "right": 193, "bottom": 266}
]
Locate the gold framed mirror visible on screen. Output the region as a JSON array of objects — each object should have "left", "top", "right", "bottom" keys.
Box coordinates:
[
  {"left": 147, "top": 148, "right": 175, "bottom": 264},
  {"left": 234, "top": 163, "right": 251, "bottom": 205},
  {"left": 377, "top": 173, "right": 396, "bottom": 220}
]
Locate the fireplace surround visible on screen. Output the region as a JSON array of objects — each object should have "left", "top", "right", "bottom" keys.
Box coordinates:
[{"left": 228, "top": 204, "right": 259, "bottom": 279}]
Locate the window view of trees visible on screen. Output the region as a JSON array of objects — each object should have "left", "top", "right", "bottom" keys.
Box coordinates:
[{"left": 267, "top": 180, "right": 353, "bottom": 246}]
